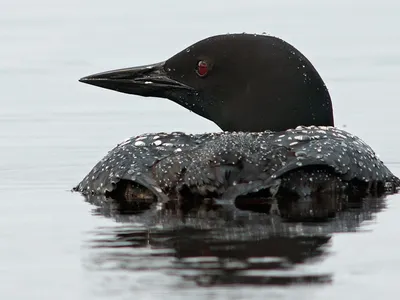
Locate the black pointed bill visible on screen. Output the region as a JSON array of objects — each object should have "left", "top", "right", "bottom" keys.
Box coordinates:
[{"left": 79, "top": 61, "right": 193, "bottom": 97}]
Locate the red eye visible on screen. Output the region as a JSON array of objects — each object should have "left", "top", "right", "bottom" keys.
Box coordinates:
[{"left": 196, "top": 60, "right": 208, "bottom": 77}]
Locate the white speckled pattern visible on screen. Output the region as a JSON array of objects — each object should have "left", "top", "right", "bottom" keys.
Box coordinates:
[{"left": 74, "top": 126, "right": 400, "bottom": 201}]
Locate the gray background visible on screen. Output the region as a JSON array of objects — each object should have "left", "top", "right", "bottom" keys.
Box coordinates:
[{"left": 1, "top": 0, "right": 399, "bottom": 299}]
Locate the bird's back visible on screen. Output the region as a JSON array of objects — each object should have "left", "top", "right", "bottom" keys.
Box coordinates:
[{"left": 74, "top": 126, "right": 399, "bottom": 205}]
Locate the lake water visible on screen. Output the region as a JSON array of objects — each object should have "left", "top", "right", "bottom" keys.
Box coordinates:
[{"left": 1, "top": 0, "right": 400, "bottom": 299}]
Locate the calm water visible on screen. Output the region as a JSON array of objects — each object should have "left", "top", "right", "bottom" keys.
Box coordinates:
[{"left": 1, "top": 0, "right": 400, "bottom": 299}]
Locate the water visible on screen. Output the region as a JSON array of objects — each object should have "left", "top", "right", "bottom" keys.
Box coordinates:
[{"left": 1, "top": 0, "right": 400, "bottom": 299}]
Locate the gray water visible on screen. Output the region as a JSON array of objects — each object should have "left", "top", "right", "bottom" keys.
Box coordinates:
[{"left": 1, "top": 0, "right": 400, "bottom": 299}]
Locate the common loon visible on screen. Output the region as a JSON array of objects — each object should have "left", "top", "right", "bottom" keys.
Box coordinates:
[{"left": 74, "top": 33, "right": 399, "bottom": 210}]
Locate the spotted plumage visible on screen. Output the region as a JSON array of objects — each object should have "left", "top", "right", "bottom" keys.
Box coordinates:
[{"left": 74, "top": 126, "right": 399, "bottom": 204}]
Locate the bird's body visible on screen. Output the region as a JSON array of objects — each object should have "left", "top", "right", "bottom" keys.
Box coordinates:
[
  {"left": 74, "top": 33, "right": 399, "bottom": 211},
  {"left": 74, "top": 126, "right": 399, "bottom": 206}
]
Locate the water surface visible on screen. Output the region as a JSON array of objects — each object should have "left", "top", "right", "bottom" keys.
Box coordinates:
[{"left": 1, "top": 0, "right": 400, "bottom": 299}]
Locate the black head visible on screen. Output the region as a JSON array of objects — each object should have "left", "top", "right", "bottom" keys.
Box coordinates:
[{"left": 80, "top": 33, "right": 334, "bottom": 132}]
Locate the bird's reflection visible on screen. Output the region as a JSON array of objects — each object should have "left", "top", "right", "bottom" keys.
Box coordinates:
[
  {"left": 82, "top": 192, "right": 388, "bottom": 287},
  {"left": 87, "top": 226, "right": 331, "bottom": 286}
]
